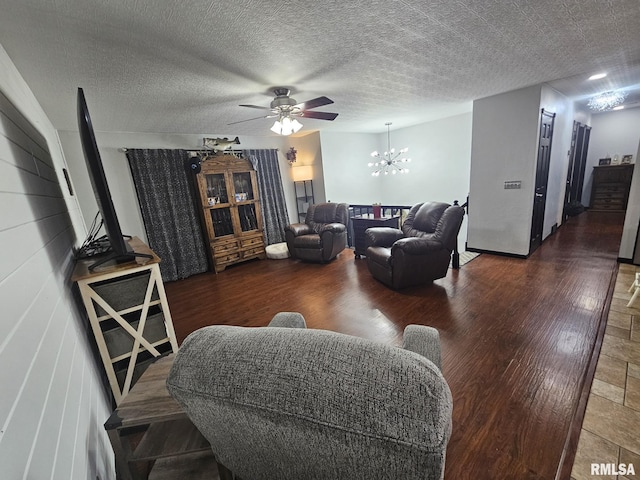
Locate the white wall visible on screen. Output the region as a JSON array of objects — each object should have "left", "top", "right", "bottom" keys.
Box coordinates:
[
  {"left": 620, "top": 128, "right": 640, "bottom": 261},
  {"left": 319, "top": 131, "right": 382, "bottom": 205},
  {"left": 288, "top": 131, "right": 326, "bottom": 215},
  {"left": 377, "top": 114, "right": 472, "bottom": 207},
  {"left": 58, "top": 129, "right": 290, "bottom": 244},
  {"left": 320, "top": 115, "right": 472, "bottom": 206},
  {"left": 467, "top": 85, "right": 576, "bottom": 256},
  {"left": 0, "top": 45, "right": 114, "bottom": 480},
  {"left": 582, "top": 107, "right": 640, "bottom": 207},
  {"left": 320, "top": 114, "right": 472, "bottom": 251},
  {"left": 468, "top": 85, "right": 542, "bottom": 255}
]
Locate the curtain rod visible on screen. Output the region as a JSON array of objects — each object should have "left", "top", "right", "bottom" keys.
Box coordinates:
[
  {"left": 120, "top": 148, "right": 212, "bottom": 153},
  {"left": 120, "top": 148, "right": 278, "bottom": 153}
]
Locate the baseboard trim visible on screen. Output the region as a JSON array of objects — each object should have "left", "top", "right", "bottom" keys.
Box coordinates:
[
  {"left": 465, "top": 246, "right": 528, "bottom": 260},
  {"left": 618, "top": 257, "right": 635, "bottom": 264}
]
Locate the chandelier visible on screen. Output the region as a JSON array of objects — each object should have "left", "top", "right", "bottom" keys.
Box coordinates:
[
  {"left": 587, "top": 90, "right": 627, "bottom": 111},
  {"left": 368, "top": 123, "right": 411, "bottom": 176}
]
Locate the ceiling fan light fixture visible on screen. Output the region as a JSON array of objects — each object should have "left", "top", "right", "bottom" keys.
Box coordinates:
[
  {"left": 270, "top": 116, "right": 303, "bottom": 136},
  {"left": 235, "top": 88, "right": 336, "bottom": 134}
]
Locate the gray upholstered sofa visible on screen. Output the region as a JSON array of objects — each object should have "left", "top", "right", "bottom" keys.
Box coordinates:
[{"left": 166, "top": 312, "right": 452, "bottom": 480}]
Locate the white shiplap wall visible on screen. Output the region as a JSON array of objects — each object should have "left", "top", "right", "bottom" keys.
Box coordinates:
[{"left": 0, "top": 45, "right": 114, "bottom": 479}]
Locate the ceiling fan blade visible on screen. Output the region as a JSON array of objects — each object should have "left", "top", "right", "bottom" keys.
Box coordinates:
[
  {"left": 239, "top": 104, "right": 272, "bottom": 110},
  {"left": 227, "top": 115, "right": 274, "bottom": 125},
  {"left": 295, "top": 96, "right": 334, "bottom": 110},
  {"left": 300, "top": 111, "right": 339, "bottom": 121}
]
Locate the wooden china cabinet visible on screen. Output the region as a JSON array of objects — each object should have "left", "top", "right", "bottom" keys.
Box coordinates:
[{"left": 194, "top": 153, "right": 266, "bottom": 272}]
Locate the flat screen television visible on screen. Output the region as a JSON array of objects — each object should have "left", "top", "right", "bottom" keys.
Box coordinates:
[{"left": 77, "top": 87, "right": 150, "bottom": 270}]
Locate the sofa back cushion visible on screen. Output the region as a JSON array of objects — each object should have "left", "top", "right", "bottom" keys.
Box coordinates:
[{"left": 167, "top": 325, "right": 452, "bottom": 480}]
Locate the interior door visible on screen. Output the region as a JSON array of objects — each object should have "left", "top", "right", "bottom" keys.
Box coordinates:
[
  {"left": 563, "top": 121, "right": 591, "bottom": 220},
  {"left": 530, "top": 109, "right": 556, "bottom": 254}
]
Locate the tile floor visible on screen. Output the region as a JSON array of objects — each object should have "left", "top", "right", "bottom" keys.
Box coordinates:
[{"left": 571, "top": 263, "right": 640, "bottom": 479}]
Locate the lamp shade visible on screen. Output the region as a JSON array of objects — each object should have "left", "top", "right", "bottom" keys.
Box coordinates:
[{"left": 292, "top": 165, "right": 313, "bottom": 181}]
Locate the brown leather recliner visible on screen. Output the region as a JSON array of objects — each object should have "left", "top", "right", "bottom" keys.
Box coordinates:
[
  {"left": 365, "top": 202, "right": 465, "bottom": 289},
  {"left": 285, "top": 202, "right": 349, "bottom": 263}
]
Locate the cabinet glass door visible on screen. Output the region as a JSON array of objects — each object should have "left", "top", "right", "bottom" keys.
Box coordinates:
[
  {"left": 238, "top": 204, "right": 259, "bottom": 232},
  {"left": 232, "top": 172, "right": 254, "bottom": 202},
  {"left": 205, "top": 173, "right": 228, "bottom": 204},
  {"left": 209, "top": 207, "right": 234, "bottom": 237}
]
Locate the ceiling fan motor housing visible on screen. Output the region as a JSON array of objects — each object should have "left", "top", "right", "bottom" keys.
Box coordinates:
[
  {"left": 233, "top": 87, "right": 337, "bottom": 126},
  {"left": 270, "top": 88, "right": 297, "bottom": 110}
]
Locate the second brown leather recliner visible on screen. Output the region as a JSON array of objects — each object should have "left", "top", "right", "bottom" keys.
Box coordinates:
[
  {"left": 285, "top": 202, "right": 349, "bottom": 263},
  {"left": 365, "top": 202, "right": 465, "bottom": 289}
]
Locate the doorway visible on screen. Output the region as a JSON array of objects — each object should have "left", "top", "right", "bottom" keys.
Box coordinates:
[
  {"left": 563, "top": 121, "right": 591, "bottom": 220},
  {"left": 530, "top": 109, "right": 556, "bottom": 254}
]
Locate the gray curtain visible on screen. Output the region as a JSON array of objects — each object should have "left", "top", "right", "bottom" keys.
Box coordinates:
[
  {"left": 244, "top": 149, "right": 290, "bottom": 245},
  {"left": 127, "top": 149, "right": 209, "bottom": 281}
]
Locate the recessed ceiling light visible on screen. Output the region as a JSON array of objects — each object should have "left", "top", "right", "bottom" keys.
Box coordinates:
[
  {"left": 613, "top": 105, "right": 625, "bottom": 110},
  {"left": 588, "top": 73, "right": 607, "bottom": 80}
]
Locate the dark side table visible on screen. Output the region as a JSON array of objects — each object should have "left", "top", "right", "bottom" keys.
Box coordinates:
[
  {"left": 351, "top": 215, "right": 400, "bottom": 258},
  {"left": 104, "top": 354, "right": 214, "bottom": 479}
]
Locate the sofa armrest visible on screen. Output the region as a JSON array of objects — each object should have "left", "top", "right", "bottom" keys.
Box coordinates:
[
  {"left": 268, "top": 312, "right": 307, "bottom": 328},
  {"left": 318, "top": 222, "right": 346, "bottom": 234},
  {"left": 285, "top": 223, "right": 313, "bottom": 237},
  {"left": 402, "top": 325, "right": 442, "bottom": 370},
  {"left": 392, "top": 236, "right": 443, "bottom": 255},
  {"left": 365, "top": 227, "right": 405, "bottom": 248}
]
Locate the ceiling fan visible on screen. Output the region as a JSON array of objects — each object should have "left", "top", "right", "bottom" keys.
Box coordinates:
[{"left": 229, "top": 87, "right": 338, "bottom": 135}]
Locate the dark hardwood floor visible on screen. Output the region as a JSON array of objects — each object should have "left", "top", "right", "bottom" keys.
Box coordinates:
[{"left": 164, "top": 211, "right": 625, "bottom": 480}]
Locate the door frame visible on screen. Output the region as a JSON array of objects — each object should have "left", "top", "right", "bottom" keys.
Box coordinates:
[
  {"left": 530, "top": 108, "right": 556, "bottom": 254},
  {"left": 563, "top": 121, "right": 591, "bottom": 221}
]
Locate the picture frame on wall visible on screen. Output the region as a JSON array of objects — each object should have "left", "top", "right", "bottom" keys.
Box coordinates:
[
  {"left": 622, "top": 154, "right": 633, "bottom": 164},
  {"left": 598, "top": 158, "right": 611, "bottom": 166}
]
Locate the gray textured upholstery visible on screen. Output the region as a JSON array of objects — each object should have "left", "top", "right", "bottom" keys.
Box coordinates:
[
  {"left": 267, "top": 311, "right": 308, "bottom": 328},
  {"left": 167, "top": 313, "right": 452, "bottom": 480}
]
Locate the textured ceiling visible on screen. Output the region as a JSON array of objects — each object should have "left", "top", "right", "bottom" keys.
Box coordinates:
[{"left": 0, "top": 0, "right": 639, "bottom": 137}]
